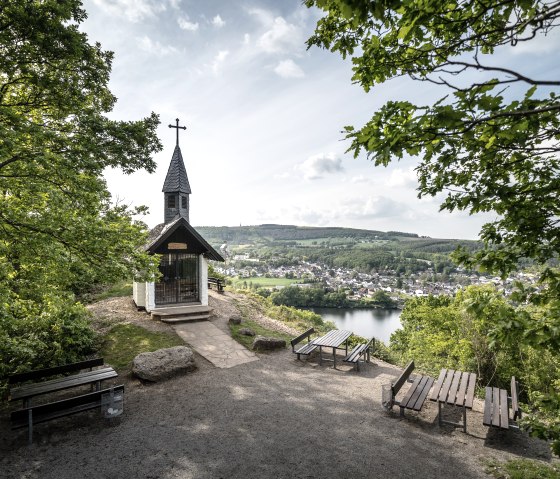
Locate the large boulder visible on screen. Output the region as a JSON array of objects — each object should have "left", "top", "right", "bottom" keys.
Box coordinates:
[
  {"left": 252, "top": 335, "right": 286, "bottom": 350},
  {"left": 132, "top": 346, "right": 196, "bottom": 382}
]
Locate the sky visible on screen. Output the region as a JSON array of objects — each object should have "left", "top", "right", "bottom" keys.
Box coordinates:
[{"left": 80, "top": 0, "right": 560, "bottom": 239}]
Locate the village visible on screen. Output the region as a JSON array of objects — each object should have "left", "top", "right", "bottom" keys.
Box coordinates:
[{"left": 214, "top": 255, "right": 540, "bottom": 304}]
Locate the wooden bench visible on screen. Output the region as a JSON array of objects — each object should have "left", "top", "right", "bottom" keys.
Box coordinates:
[
  {"left": 343, "top": 338, "right": 374, "bottom": 371},
  {"left": 483, "top": 376, "right": 521, "bottom": 430},
  {"left": 291, "top": 328, "right": 318, "bottom": 360},
  {"left": 11, "top": 385, "right": 125, "bottom": 444},
  {"left": 208, "top": 277, "right": 225, "bottom": 292},
  {"left": 383, "top": 361, "right": 434, "bottom": 416},
  {"left": 9, "top": 358, "right": 118, "bottom": 408}
]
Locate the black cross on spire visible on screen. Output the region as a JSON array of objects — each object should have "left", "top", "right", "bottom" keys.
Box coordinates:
[{"left": 168, "top": 118, "right": 187, "bottom": 146}]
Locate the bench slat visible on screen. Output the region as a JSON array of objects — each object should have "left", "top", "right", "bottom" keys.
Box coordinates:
[
  {"left": 392, "top": 361, "right": 415, "bottom": 395},
  {"left": 491, "top": 387, "right": 501, "bottom": 427},
  {"left": 483, "top": 387, "right": 493, "bottom": 426},
  {"left": 455, "top": 371, "right": 469, "bottom": 407},
  {"left": 511, "top": 376, "right": 520, "bottom": 420},
  {"left": 412, "top": 376, "right": 434, "bottom": 411},
  {"left": 10, "top": 368, "right": 117, "bottom": 401},
  {"left": 343, "top": 344, "right": 367, "bottom": 363},
  {"left": 429, "top": 369, "right": 447, "bottom": 401},
  {"left": 8, "top": 358, "right": 105, "bottom": 385},
  {"left": 499, "top": 387, "right": 509, "bottom": 428},
  {"left": 464, "top": 372, "right": 477, "bottom": 409},
  {"left": 439, "top": 369, "right": 455, "bottom": 402}
]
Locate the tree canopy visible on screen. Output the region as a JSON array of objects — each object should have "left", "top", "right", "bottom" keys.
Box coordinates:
[
  {"left": 306, "top": 0, "right": 560, "bottom": 349},
  {"left": 0, "top": 0, "right": 161, "bottom": 383}
]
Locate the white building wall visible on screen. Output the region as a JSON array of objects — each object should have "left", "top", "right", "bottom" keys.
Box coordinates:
[
  {"left": 146, "top": 282, "right": 156, "bottom": 312},
  {"left": 132, "top": 281, "right": 146, "bottom": 308},
  {"left": 200, "top": 255, "right": 208, "bottom": 306}
]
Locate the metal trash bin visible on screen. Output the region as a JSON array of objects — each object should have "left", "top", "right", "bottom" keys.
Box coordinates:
[
  {"left": 101, "top": 387, "right": 124, "bottom": 418},
  {"left": 381, "top": 384, "right": 394, "bottom": 410}
]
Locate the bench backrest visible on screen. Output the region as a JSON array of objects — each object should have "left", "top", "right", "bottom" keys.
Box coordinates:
[
  {"left": 290, "top": 328, "right": 315, "bottom": 348},
  {"left": 392, "top": 361, "right": 415, "bottom": 395},
  {"left": 511, "top": 376, "right": 521, "bottom": 420},
  {"left": 8, "top": 358, "right": 105, "bottom": 385},
  {"left": 11, "top": 385, "right": 125, "bottom": 424}
]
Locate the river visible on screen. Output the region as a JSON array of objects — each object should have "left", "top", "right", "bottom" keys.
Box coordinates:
[{"left": 310, "top": 307, "right": 402, "bottom": 344}]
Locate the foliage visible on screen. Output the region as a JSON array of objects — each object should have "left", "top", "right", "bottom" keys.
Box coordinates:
[
  {"left": 100, "top": 323, "right": 184, "bottom": 370},
  {"left": 367, "top": 290, "right": 397, "bottom": 308},
  {"left": 0, "top": 1, "right": 162, "bottom": 380},
  {"left": 392, "top": 285, "right": 560, "bottom": 453},
  {"left": 485, "top": 458, "right": 560, "bottom": 479},
  {"left": 208, "top": 263, "right": 226, "bottom": 282},
  {"left": 0, "top": 293, "right": 96, "bottom": 397},
  {"left": 306, "top": 0, "right": 560, "bottom": 350},
  {"left": 270, "top": 286, "right": 350, "bottom": 308}
]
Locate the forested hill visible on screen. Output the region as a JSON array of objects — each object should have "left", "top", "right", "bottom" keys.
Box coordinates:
[{"left": 195, "top": 224, "right": 480, "bottom": 256}]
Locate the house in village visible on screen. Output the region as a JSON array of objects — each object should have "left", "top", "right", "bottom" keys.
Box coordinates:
[{"left": 133, "top": 120, "right": 224, "bottom": 319}]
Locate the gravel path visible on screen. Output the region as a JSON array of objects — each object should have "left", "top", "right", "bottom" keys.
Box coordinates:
[{"left": 1, "top": 292, "right": 556, "bottom": 478}]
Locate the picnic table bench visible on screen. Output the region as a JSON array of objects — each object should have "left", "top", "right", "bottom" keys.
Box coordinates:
[
  {"left": 9, "top": 358, "right": 118, "bottom": 407},
  {"left": 208, "top": 277, "right": 225, "bottom": 292},
  {"left": 382, "top": 361, "right": 434, "bottom": 416},
  {"left": 8, "top": 358, "right": 120, "bottom": 444},
  {"left": 11, "top": 385, "right": 125, "bottom": 444},
  {"left": 483, "top": 376, "right": 521, "bottom": 430},
  {"left": 343, "top": 338, "right": 374, "bottom": 371},
  {"left": 291, "top": 328, "right": 318, "bottom": 360},
  {"left": 430, "top": 368, "right": 477, "bottom": 433}
]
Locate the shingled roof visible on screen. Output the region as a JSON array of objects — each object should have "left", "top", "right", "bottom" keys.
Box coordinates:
[{"left": 162, "top": 145, "right": 191, "bottom": 194}]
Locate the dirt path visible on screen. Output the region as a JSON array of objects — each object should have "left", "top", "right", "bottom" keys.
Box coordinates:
[{"left": 1, "top": 293, "right": 557, "bottom": 478}]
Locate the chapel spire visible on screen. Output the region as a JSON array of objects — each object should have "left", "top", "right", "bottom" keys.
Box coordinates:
[{"left": 163, "top": 118, "right": 191, "bottom": 224}]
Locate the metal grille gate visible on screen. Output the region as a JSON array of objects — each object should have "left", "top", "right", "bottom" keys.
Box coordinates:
[{"left": 155, "top": 253, "right": 199, "bottom": 305}]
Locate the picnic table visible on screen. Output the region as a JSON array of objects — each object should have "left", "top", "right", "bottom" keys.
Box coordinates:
[
  {"left": 312, "top": 329, "right": 352, "bottom": 369},
  {"left": 429, "top": 368, "right": 477, "bottom": 433}
]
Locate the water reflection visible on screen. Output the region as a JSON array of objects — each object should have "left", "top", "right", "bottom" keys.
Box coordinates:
[{"left": 311, "top": 308, "right": 402, "bottom": 344}]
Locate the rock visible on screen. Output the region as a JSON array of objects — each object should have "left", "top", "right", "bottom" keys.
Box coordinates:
[
  {"left": 252, "top": 335, "right": 286, "bottom": 350},
  {"left": 132, "top": 346, "right": 196, "bottom": 382},
  {"left": 229, "top": 315, "right": 242, "bottom": 325},
  {"left": 239, "top": 328, "right": 255, "bottom": 336}
]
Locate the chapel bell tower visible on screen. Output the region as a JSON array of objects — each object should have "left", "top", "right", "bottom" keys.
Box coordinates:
[{"left": 163, "top": 119, "right": 191, "bottom": 224}]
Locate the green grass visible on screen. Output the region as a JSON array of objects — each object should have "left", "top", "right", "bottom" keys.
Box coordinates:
[
  {"left": 229, "top": 318, "right": 293, "bottom": 351},
  {"left": 485, "top": 459, "right": 560, "bottom": 479},
  {"left": 93, "top": 281, "right": 133, "bottom": 301},
  {"left": 230, "top": 276, "right": 302, "bottom": 288},
  {"left": 100, "top": 323, "right": 184, "bottom": 370}
]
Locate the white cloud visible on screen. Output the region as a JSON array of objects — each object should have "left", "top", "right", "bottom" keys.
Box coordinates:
[
  {"left": 248, "top": 9, "right": 302, "bottom": 54},
  {"left": 243, "top": 33, "right": 251, "bottom": 45},
  {"left": 298, "top": 153, "right": 343, "bottom": 180},
  {"left": 274, "top": 59, "right": 305, "bottom": 78},
  {"left": 168, "top": 0, "right": 181, "bottom": 9},
  {"left": 211, "top": 50, "right": 229, "bottom": 73},
  {"left": 137, "top": 36, "right": 178, "bottom": 56},
  {"left": 350, "top": 175, "right": 370, "bottom": 184},
  {"left": 92, "top": 0, "right": 165, "bottom": 22},
  {"left": 387, "top": 168, "right": 417, "bottom": 188},
  {"left": 212, "top": 14, "right": 226, "bottom": 28},
  {"left": 178, "top": 17, "right": 199, "bottom": 31}
]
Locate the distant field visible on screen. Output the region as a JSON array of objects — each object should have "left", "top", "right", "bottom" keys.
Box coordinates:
[{"left": 230, "top": 277, "right": 302, "bottom": 288}]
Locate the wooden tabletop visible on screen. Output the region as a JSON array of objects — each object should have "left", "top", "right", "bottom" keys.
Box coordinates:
[
  {"left": 313, "top": 329, "right": 352, "bottom": 348},
  {"left": 429, "top": 368, "right": 477, "bottom": 409}
]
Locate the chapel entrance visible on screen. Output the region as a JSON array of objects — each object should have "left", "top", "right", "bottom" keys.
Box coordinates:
[{"left": 155, "top": 253, "right": 199, "bottom": 305}]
